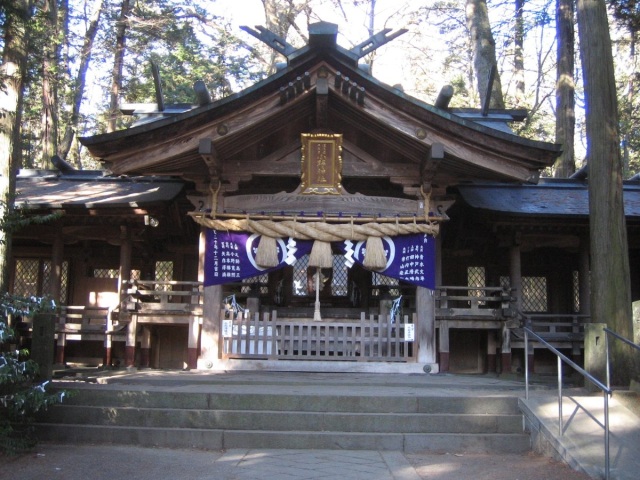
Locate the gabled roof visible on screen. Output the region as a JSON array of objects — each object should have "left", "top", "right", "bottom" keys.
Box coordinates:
[
  {"left": 80, "top": 22, "right": 561, "bottom": 196},
  {"left": 16, "top": 170, "right": 185, "bottom": 210},
  {"left": 456, "top": 178, "right": 640, "bottom": 218}
]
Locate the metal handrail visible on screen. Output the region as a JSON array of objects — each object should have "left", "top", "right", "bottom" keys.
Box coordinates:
[
  {"left": 524, "top": 326, "right": 612, "bottom": 480},
  {"left": 604, "top": 327, "right": 640, "bottom": 391}
]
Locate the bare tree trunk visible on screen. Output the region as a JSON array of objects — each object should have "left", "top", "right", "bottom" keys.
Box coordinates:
[
  {"left": 622, "top": 34, "right": 636, "bottom": 177},
  {"left": 41, "top": 0, "right": 59, "bottom": 169},
  {"left": 577, "top": 0, "right": 633, "bottom": 386},
  {"left": 554, "top": 0, "right": 576, "bottom": 177},
  {"left": 59, "top": 0, "right": 103, "bottom": 163},
  {"left": 261, "top": 0, "right": 309, "bottom": 74},
  {"left": 513, "top": 0, "right": 525, "bottom": 106},
  {"left": 0, "top": 0, "right": 31, "bottom": 294},
  {"left": 465, "top": 0, "right": 505, "bottom": 109},
  {"left": 108, "top": 0, "right": 131, "bottom": 133}
]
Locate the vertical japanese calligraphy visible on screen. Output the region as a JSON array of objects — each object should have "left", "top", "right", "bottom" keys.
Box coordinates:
[{"left": 300, "top": 133, "right": 343, "bottom": 195}]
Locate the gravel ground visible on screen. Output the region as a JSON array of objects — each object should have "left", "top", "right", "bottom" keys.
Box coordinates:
[{"left": 0, "top": 444, "right": 594, "bottom": 480}]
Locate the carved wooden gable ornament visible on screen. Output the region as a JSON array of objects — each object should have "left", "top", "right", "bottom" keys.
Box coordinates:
[{"left": 300, "top": 133, "right": 343, "bottom": 195}]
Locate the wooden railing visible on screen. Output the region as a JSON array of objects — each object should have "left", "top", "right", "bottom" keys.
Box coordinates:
[
  {"left": 125, "top": 280, "right": 203, "bottom": 323},
  {"left": 56, "top": 306, "right": 122, "bottom": 340},
  {"left": 221, "top": 311, "right": 416, "bottom": 362},
  {"left": 512, "top": 313, "right": 589, "bottom": 348},
  {"left": 435, "top": 286, "right": 516, "bottom": 319},
  {"left": 53, "top": 280, "right": 204, "bottom": 340}
]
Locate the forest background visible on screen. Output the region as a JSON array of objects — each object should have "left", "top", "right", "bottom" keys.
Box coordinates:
[{"left": 0, "top": 0, "right": 638, "bottom": 176}]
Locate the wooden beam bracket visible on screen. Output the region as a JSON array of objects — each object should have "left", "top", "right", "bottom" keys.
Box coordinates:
[{"left": 199, "top": 138, "right": 220, "bottom": 180}]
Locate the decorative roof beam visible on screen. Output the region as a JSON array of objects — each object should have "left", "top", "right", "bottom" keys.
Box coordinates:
[
  {"left": 350, "top": 28, "right": 408, "bottom": 58},
  {"left": 240, "top": 25, "right": 295, "bottom": 56}
]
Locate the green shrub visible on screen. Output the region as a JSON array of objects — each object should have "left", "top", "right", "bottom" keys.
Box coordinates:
[{"left": 0, "top": 295, "right": 66, "bottom": 454}]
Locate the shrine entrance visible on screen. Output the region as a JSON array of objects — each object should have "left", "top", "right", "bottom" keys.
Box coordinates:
[{"left": 193, "top": 209, "right": 439, "bottom": 366}]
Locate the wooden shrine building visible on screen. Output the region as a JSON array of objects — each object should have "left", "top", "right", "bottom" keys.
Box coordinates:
[{"left": 11, "top": 22, "right": 640, "bottom": 374}]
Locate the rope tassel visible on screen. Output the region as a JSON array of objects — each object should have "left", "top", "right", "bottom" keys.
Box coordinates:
[
  {"left": 308, "top": 240, "right": 333, "bottom": 268},
  {"left": 255, "top": 235, "right": 279, "bottom": 268},
  {"left": 363, "top": 236, "right": 387, "bottom": 270}
]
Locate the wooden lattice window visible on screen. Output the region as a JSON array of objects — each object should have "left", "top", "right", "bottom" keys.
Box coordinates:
[
  {"left": 501, "top": 275, "right": 548, "bottom": 312},
  {"left": 522, "top": 276, "right": 547, "bottom": 312},
  {"left": 573, "top": 270, "right": 580, "bottom": 313},
  {"left": 93, "top": 268, "right": 119, "bottom": 279},
  {"left": 154, "top": 261, "right": 174, "bottom": 293},
  {"left": 13, "top": 259, "right": 40, "bottom": 297},
  {"left": 14, "top": 258, "right": 69, "bottom": 303},
  {"left": 241, "top": 274, "right": 269, "bottom": 294},
  {"left": 292, "top": 254, "right": 349, "bottom": 297},
  {"left": 467, "top": 266, "right": 486, "bottom": 305},
  {"left": 372, "top": 272, "right": 400, "bottom": 297},
  {"left": 331, "top": 255, "right": 348, "bottom": 297}
]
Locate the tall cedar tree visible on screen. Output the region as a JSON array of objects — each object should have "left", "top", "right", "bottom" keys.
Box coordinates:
[
  {"left": 0, "top": 0, "right": 31, "bottom": 294},
  {"left": 465, "top": 0, "right": 505, "bottom": 108},
  {"left": 108, "top": 0, "right": 132, "bottom": 132},
  {"left": 554, "top": 0, "right": 576, "bottom": 177},
  {"left": 577, "top": 0, "right": 635, "bottom": 385}
]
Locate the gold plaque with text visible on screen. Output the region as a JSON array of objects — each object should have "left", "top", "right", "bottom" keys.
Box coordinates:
[{"left": 300, "top": 133, "right": 343, "bottom": 195}]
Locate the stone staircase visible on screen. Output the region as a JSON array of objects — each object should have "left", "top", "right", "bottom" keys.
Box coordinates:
[{"left": 36, "top": 372, "right": 531, "bottom": 453}]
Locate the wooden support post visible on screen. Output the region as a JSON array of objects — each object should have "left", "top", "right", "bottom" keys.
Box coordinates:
[
  {"left": 125, "top": 314, "right": 137, "bottom": 368},
  {"left": 55, "top": 314, "right": 66, "bottom": 365},
  {"left": 486, "top": 330, "right": 497, "bottom": 373},
  {"left": 439, "top": 320, "right": 450, "bottom": 372},
  {"left": 104, "top": 313, "right": 113, "bottom": 367},
  {"left": 119, "top": 226, "right": 134, "bottom": 368},
  {"left": 187, "top": 316, "right": 199, "bottom": 370},
  {"left": 197, "top": 227, "right": 223, "bottom": 369},
  {"left": 416, "top": 286, "right": 438, "bottom": 372},
  {"left": 505, "top": 242, "right": 522, "bottom": 373},
  {"left": 527, "top": 347, "right": 535, "bottom": 374},
  {"left": 140, "top": 326, "right": 151, "bottom": 368},
  {"left": 50, "top": 226, "right": 63, "bottom": 302},
  {"left": 501, "top": 321, "right": 512, "bottom": 374}
]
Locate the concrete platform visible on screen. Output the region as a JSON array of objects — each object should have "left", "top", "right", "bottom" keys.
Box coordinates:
[
  {"left": 521, "top": 388, "right": 640, "bottom": 480},
  {"left": 37, "top": 369, "right": 640, "bottom": 479}
]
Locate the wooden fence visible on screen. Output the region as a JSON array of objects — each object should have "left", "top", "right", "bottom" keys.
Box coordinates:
[{"left": 221, "top": 311, "right": 416, "bottom": 362}]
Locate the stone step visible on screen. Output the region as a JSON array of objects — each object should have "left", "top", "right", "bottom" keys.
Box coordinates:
[
  {"left": 53, "top": 388, "right": 522, "bottom": 414},
  {"left": 39, "top": 405, "right": 523, "bottom": 434},
  {"left": 39, "top": 381, "right": 530, "bottom": 454},
  {"left": 35, "top": 424, "right": 531, "bottom": 453}
]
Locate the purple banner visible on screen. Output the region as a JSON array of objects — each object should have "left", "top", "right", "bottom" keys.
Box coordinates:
[
  {"left": 336, "top": 234, "right": 436, "bottom": 290},
  {"left": 204, "top": 230, "right": 312, "bottom": 286},
  {"left": 205, "top": 230, "right": 435, "bottom": 290}
]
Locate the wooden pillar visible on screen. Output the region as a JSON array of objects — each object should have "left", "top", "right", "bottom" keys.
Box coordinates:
[
  {"left": 55, "top": 314, "right": 66, "bottom": 365},
  {"left": 51, "top": 229, "right": 65, "bottom": 365},
  {"left": 140, "top": 326, "right": 151, "bottom": 368},
  {"left": 486, "top": 330, "right": 497, "bottom": 373},
  {"left": 197, "top": 227, "right": 222, "bottom": 369},
  {"left": 506, "top": 243, "right": 522, "bottom": 374},
  {"left": 104, "top": 313, "right": 113, "bottom": 367},
  {"left": 50, "top": 227, "right": 63, "bottom": 302},
  {"left": 438, "top": 320, "right": 450, "bottom": 372},
  {"left": 125, "top": 314, "right": 138, "bottom": 368},
  {"left": 187, "top": 317, "right": 199, "bottom": 369},
  {"left": 433, "top": 234, "right": 443, "bottom": 371},
  {"left": 527, "top": 345, "right": 535, "bottom": 373},
  {"left": 416, "top": 286, "right": 437, "bottom": 372},
  {"left": 118, "top": 226, "right": 135, "bottom": 368}
]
